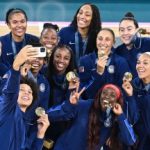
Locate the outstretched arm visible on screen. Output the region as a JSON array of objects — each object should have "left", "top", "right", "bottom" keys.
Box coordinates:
[{"left": 47, "top": 87, "right": 85, "bottom": 122}]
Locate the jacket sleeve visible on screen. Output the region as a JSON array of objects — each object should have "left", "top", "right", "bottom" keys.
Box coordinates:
[
  {"left": 79, "top": 56, "right": 106, "bottom": 99},
  {"left": 47, "top": 100, "right": 78, "bottom": 122},
  {"left": 26, "top": 127, "right": 44, "bottom": 150},
  {"left": 0, "top": 69, "right": 20, "bottom": 123},
  {"left": 123, "top": 93, "right": 139, "bottom": 126},
  {"left": 29, "top": 138, "right": 44, "bottom": 150},
  {"left": 58, "top": 28, "right": 66, "bottom": 44},
  {"left": 2, "top": 68, "right": 20, "bottom": 97},
  {"left": 117, "top": 113, "right": 137, "bottom": 145},
  {"left": 0, "top": 62, "right": 9, "bottom": 77}
]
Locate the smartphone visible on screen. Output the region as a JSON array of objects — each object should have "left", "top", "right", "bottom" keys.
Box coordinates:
[{"left": 34, "top": 47, "right": 46, "bottom": 57}]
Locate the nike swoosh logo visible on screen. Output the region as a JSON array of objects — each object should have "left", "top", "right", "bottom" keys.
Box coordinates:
[
  {"left": 6, "top": 53, "right": 13, "bottom": 56},
  {"left": 69, "top": 41, "right": 75, "bottom": 45},
  {"left": 137, "top": 95, "right": 142, "bottom": 97}
]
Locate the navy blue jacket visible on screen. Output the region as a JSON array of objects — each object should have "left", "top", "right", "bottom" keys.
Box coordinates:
[
  {"left": 59, "top": 26, "right": 95, "bottom": 67},
  {"left": 0, "top": 63, "right": 8, "bottom": 77},
  {"left": 78, "top": 52, "right": 139, "bottom": 125},
  {"left": 0, "top": 70, "right": 50, "bottom": 108},
  {"left": 45, "top": 73, "right": 71, "bottom": 142},
  {"left": 0, "top": 32, "right": 39, "bottom": 74},
  {"left": 132, "top": 78, "right": 150, "bottom": 150},
  {"left": 49, "top": 74, "right": 70, "bottom": 106},
  {"left": 24, "top": 71, "right": 50, "bottom": 120},
  {"left": 48, "top": 100, "right": 136, "bottom": 150},
  {"left": 0, "top": 69, "right": 43, "bottom": 150},
  {"left": 79, "top": 51, "right": 130, "bottom": 99},
  {"left": 29, "top": 72, "right": 50, "bottom": 110},
  {"left": 115, "top": 37, "right": 150, "bottom": 79}
]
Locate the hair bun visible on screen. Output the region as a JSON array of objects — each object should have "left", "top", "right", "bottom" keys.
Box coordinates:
[
  {"left": 124, "top": 12, "right": 134, "bottom": 19},
  {"left": 43, "top": 23, "right": 59, "bottom": 32}
]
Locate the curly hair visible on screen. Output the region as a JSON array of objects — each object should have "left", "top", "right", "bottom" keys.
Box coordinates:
[{"left": 20, "top": 76, "right": 38, "bottom": 108}]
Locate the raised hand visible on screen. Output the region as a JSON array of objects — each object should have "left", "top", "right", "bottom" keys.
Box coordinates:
[
  {"left": 112, "top": 103, "right": 123, "bottom": 116},
  {"left": 13, "top": 45, "right": 38, "bottom": 71},
  {"left": 122, "top": 81, "right": 133, "bottom": 96},
  {"left": 69, "top": 86, "right": 85, "bottom": 105},
  {"left": 97, "top": 55, "right": 108, "bottom": 75},
  {"left": 20, "top": 61, "right": 31, "bottom": 77},
  {"left": 37, "top": 114, "right": 50, "bottom": 139},
  {"left": 68, "top": 77, "right": 80, "bottom": 90}
]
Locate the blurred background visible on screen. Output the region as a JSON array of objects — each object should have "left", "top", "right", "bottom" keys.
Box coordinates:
[{"left": 0, "top": 0, "right": 150, "bottom": 37}]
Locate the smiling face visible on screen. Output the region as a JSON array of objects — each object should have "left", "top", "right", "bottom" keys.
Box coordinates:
[
  {"left": 136, "top": 54, "right": 150, "bottom": 83},
  {"left": 8, "top": 12, "right": 27, "bottom": 40},
  {"left": 40, "top": 28, "right": 59, "bottom": 55},
  {"left": 119, "top": 20, "right": 137, "bottom": 45},
  {"left": 17, "top": 84, "right": 33, "bottom": 112},
  {"left": 100, "top": 87, "right": 117, "bottom": 111},
  {"left": 30, "top": 57, "right": 45, "bottom": 76},
  {"left": 53, "top": 47, "right": 71, "bottom": 75},
  {"left": 77, "top": 4, "right": 92, "bottom": 30},
  {"left": 96, "top": 29, "right": 115, "bottom": 55}
]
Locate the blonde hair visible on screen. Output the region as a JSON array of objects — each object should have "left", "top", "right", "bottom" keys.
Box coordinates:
[{"left": 137, "top": 52, "right": 150, "bottom": 60}]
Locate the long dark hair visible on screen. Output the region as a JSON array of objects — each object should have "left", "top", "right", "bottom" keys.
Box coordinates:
[
  {"left": 70, "top": 3, "right": 101, "bottom": 54},
  {"left": 88, "top": 84, "right": 123, "bottom": 150},
  {"left": 47, "top": 44, "right": 75, "bottom": 106},
  {"left": 47, "top": 44, "right": 74, "bottom": 79}
]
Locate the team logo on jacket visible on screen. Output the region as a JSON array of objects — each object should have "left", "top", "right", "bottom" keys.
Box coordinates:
[
  {"left": 39, "top": 83, "right": 45, "bottom": 92},
  {"left": 107, "top": 65, "right": 115, "bottom": 74}
]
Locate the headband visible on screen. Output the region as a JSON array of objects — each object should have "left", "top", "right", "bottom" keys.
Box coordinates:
[{"left": 102, "top": 84, "right": 121, "bottom": 100}]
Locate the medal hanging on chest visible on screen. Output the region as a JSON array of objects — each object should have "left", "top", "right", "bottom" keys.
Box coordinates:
[{"left": 104, "top": 107, "right": 112, "bottom": 127}]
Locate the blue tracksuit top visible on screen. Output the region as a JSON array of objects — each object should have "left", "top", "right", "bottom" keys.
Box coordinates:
[
  {"left": 79, "top": 51, "right": 130, "bottom": 99},
  {"left": 0, "top": 69, "right": 43, "bottom": 150},
  {"left": 0, "top": 70, "right": 50, "bottom": 109},
  {"left": 49, "top": 74, "right": 70, "bottom": 106},
  {"left": 0, "top": 32, "right": 39, "bottom": 74},
  {"left": 132, "top": 78, "right": 150, "bottom": 150},
  {"left": 48, "top": 100, "right": 136, "bottom": 150},
  {"left": 78, "top": 51, "right": 139, "bottom": 125},
  {"left": 24, "top": 72, "right": 50, "bottom": 120},
  {"left": 0, "top": 70, "right": 50, "bottom": 120},
  {"left": 0, "top": 63, "right": 9, "bottom": 77},
  {"left": 115, "top": 37, "right": 150, "bottom": 79},
  {"left": 58, "top": 26, "right": 95, "bottom": 67},
  {"left": 29, "top": 72, "right": 50, "bottom": 110},
  {"left": 45, "top": 73, "right": 71, "bottom": 143}
]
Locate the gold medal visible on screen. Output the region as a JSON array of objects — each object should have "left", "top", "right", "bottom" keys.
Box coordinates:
[
  {"left": 66, "top": 71, "right": 76, "bottom": 82},
  {"left": 43, "top": 139, "right": 54, "bottom": 149},
  {"left": 35, "top": 107, "right": 45, "bottom": 117},
  {"left": 124, "top": 72, "right": 133, "bottom": 81},
  {"left": 98, "top": 50, "right": 105, "bottom": 58}
]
